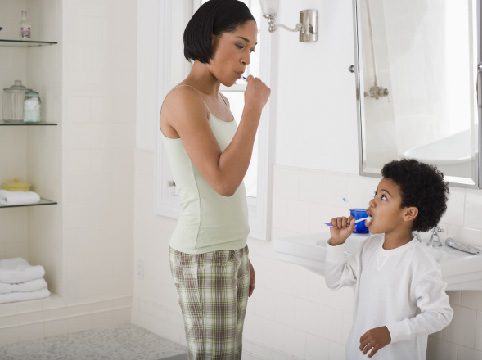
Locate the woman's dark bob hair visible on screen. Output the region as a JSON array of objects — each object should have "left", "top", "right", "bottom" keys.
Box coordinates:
[{"left": 183, "top": 0, "right": 255, "bottom": 63}]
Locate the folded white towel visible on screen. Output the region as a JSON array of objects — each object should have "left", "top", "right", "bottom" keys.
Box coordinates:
[
  {"left": 0, "top": 288, "right": 50, "bottom": 304},
  {"left": 0, "top": 278, "right": 47, "bottom": 294},
  {"left": 0, "top": 258, "right": 45, "bottom": 284},
  {"left": 0, "top": 189, "right": 40, "bottom": 206}
]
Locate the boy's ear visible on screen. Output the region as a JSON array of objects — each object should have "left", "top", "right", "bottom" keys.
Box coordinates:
[{"left": 403, "top": 206, "right": 418, "bottom": 222}]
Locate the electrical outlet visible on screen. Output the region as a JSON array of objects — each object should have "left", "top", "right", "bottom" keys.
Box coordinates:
[
  {"left": 136, "top": 259, "right": 144, "bottom": 279},
  {"left": 168, "top": 180, "right": 177, "bottom": 197}
]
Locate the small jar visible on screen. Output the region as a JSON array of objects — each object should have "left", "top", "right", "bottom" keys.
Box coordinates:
[
  {"left": 23, "top": 90, "right": 41, "bottom": 123},
  {"left": 2, "top": 80, "right": 28, "bottom": 122}
]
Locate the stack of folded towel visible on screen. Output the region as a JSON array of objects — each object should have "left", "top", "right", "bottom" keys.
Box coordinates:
[
  {"left": 0, "top": 257, "right": 50, "bottom": 304},
  {"left": 0, "top": 190, "right": 40, "bottom": 206}
]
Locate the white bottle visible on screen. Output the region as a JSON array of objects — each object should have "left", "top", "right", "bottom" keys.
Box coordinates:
[
  {"left": 24, "top": 90, "right": 40, "bottom": 123},
  {"left": 20, "top": 10, "right": 31, "bottom": 39}
]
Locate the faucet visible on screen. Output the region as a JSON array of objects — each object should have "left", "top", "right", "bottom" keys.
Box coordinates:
[
  {"left": 427, "top": 226, "right": 444, "bottom": 247},
  {"left": 413, "top": 231, "right": 423, "bottom": 243},
  {"left": 364, "top": 85, "right": 389, "bottom": 99}
]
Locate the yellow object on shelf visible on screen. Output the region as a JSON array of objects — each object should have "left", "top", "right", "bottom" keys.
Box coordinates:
[{"left": 1, "top": 178, "right": 32, "bottom": 191}]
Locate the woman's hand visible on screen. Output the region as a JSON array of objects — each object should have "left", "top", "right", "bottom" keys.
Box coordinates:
[
  {"left": 328, "top": 216, "right": 355, "bottom": 246},
  {"left": 248, "top": 261, "right": 255, "bottom": 297},
  {"left": 244, "top": 75, "right": 270, "bottom": 112},
  {"left": 359, "top": 326, "right": 391, "bottom": 358}
]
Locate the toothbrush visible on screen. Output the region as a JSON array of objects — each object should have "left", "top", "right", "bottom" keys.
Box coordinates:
[{"left": 325, "top": 217, "right": 371, "bottom": 226}]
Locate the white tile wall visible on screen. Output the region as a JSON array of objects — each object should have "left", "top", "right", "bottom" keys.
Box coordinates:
[
  {"left": 441, "top": 187, "right": 466, "bottom": 226},
  {"left": 461, "top": 292, "right": 482, "bottom": 311},
  {"left": 477, "top": 311, "right": 482, "bottom": 351},
  {"left": 427, "top": 337, "right": 459, "bottom": 360},
  {"left": 59, "top": 0, "right": 136, "bottom": 304},
  {"left": 443, "top": 305, "right": 477, "bottom": 348},
  {"left": 464, "top": 190, "right": 482, "bottom": 232}
]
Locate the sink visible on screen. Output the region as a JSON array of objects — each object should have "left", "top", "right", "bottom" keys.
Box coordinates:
[{"left": 273, "top": 232, "right": 482, "bottom": 291}]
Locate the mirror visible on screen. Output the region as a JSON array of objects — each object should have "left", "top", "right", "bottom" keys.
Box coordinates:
[{"left": 352, "top": 0, "right": 482, "bottom": 187}]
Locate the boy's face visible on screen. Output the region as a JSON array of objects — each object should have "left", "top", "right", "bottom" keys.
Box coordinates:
[{"left": 367, "top": 177, "right": 414, "bottom": 234}]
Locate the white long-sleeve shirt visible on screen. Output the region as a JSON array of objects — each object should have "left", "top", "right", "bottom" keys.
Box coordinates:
[{"left": 325, "top": 234, "right": 453, "bottom": 360}]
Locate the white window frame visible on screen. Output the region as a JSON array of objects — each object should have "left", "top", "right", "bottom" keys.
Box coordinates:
[{"left": 155, "top": 0, "right": 276, "bottom": 241}]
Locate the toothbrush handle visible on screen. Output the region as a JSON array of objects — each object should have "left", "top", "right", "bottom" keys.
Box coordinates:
[{"left": 325, "top": 218, "right": 367, "bottom": 226}]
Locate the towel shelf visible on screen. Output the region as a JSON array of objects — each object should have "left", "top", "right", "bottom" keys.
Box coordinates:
[
  {"left": 0, "top": 198, "right": 57, "bottom": 208},
  {"left": 0, "top": 39, "right": 58, "bottom": 47},
  {"left": 0, "top": 120, "right": 58, "bottom": 126}
]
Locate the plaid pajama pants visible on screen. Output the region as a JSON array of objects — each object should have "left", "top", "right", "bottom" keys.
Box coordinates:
[{"left": 169, "top": 246, "right": 250, "bottom": 360}]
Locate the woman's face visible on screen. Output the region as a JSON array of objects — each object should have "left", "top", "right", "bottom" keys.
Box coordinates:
[{"left": 209, "top": 20, "right": 257, "bottom": 86}]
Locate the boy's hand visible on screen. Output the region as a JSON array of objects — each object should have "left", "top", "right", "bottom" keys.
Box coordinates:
[
  {"left": 359, "top": 326, "right": 391, "bottom": 358},
  {"left": 328, "top": 216, "right": 355, "bottom": 245}
]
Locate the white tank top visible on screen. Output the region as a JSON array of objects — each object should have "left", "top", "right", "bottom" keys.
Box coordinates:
[{"left": 160, "top": 86, "right": 249, "bottom": 254}]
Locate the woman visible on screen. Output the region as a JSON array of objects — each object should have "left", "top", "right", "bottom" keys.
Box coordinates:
[{"left": 159, "top": 0, "right": 270, "bottom": 358}]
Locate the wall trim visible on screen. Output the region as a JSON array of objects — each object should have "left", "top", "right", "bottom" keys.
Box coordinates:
[{"left": 0, "top": 296, "right": 132, "bottom": 346}]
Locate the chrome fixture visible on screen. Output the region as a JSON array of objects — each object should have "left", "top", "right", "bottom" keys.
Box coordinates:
[
  {"left": 364, "top": 85, "right": 389, "bottom": 99},
  {"left": 413, "top": 231, "right": 422, "bottom": 243},
  {"left": 427, "top": 226, "right": 444, "bottom": 248},
  {"left": 362, "top": 0, "right": 389, "bottom": 99},
  {"left": 477, "top": 63, "right": 482, "bottom": 108},
  {"left": 259, "top": 0, "right": 318, "bottom": 42},
  {"left": 445, "top": 237, "right": 480, "bottom": 255}
]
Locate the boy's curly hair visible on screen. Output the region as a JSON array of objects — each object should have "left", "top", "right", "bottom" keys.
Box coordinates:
[{"left": 381, "top": 159, "right": 449, "bottom": 232}]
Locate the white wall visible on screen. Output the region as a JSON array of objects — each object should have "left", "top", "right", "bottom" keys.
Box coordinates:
[
  {"left": 274, "top": 0, "right": 359, "bottom": 172},
  {"left": 131, "top": 0, "right": 482, "bottom": 359},
  {"left": 131, "top": 0, "right": 189, "bottom": 345},
  {"left": 0, "top": 0, "right": 32, "bottom": 262},
  {"left": 60, "top": 0, "right": 136, "bottom": 302},
  {"left": 0, "top": 0, "right": 136, "bottom": 345}
]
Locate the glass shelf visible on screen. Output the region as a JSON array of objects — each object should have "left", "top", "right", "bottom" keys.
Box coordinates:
[
  {"left": 0, "top": 198, "right": 57, "bottom": 208},
  {"left": 0, "top": 39, "right": 58, "bottom": 47},
  {"left": 0, "top": 120, "right": 57, "bottom": 126}
]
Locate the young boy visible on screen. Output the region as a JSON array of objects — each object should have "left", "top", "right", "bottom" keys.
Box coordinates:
[{"left": 325, "top": 159, "right": 453, "bottom": 360}]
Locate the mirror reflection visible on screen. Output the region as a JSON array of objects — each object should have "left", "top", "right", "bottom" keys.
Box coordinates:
[{"left": 354, "top": 0, "right": 480, "bottom": 186}]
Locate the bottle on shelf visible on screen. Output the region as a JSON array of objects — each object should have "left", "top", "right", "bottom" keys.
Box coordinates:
[
  {"left": 24, "top": 90, "right": 41, "bottom": 123},
  {"left": 19, "top": 10, "right": 31, "bottom": 40}
]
